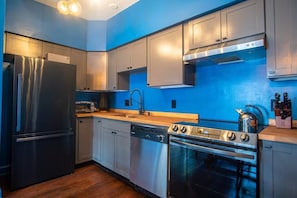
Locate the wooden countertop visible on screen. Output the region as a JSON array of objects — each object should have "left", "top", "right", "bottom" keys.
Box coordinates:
[
  {"left": 76, "top": 110, "right": 198, "bottom": 127},
  {"left": 259, "top": 126, "right": 297, "bottom": 144}
]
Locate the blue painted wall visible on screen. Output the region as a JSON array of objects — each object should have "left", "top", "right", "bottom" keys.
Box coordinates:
[
  {"left": 87, "top": 21, "right": 107, "bottom": 51},
  {"left": 5, "top": 0, "right": 88, "bottom": 50},
  {"left": 110, "top": 58, "right": 297, "bottom": 124},
  {"left": 106, "top": 0, "right": 241, "bottom": 49}
]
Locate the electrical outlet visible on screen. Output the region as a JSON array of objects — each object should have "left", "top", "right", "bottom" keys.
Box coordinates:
[
  {"left": 125, "top": 99, "right": 130, "bottom": 106},
  {"left": 171, "top": 100, "right": 176, "bottom": 108}
]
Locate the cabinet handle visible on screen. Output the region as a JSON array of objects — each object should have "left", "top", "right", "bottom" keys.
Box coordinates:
[
  {"left": 97, "top": 121, "right": 101, "bottom": 123},
  {"left": 264, "top": 145, "right": 272, "bottom": 149},
  {"left": 112, "top": 131, "right": 117, "bottom": 134},
  {"left": 216, "top": 39, "right": 221, "bottom": 42},
  {"left": 79, "top": 120, "right": 83, "bottom": 123},
  {"left": 222, "top": 37, "right": 228, "bottom": 40}
]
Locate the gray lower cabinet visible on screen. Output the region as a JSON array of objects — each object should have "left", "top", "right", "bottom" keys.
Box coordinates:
[
  {"left": 260, "top": 140, "right": 297, "bottom": 198},
  {"left": 101, "top": 119, "right": 131, "bottom": 178},
  {"left": 76, "top": 118, "right": 93, "bottom": 164},
  {"left": 92, "top": 118, "right": 102, "bottom": 163}
]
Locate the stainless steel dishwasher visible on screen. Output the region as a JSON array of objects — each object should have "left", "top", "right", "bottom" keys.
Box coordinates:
[{"left": 130, "top": 123, "right": 168, "bottom": 198}]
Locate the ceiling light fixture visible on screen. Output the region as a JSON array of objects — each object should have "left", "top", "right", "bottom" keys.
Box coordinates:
[{"left": 57, "top": 0, "right": 81, "bottom": 16}]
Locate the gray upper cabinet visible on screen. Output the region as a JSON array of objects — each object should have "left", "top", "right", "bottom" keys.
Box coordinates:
[
  {"left": 117, "top": 38, "right": 147, "bottom": 73},
  {"left": 266, "top": 0, "right": 297, "bottom": 79},
  {"left": 5, "top": 33, "right": 43, "bottom": 58},
  {"left": 260, "top": 140, "right": 297, "bottom": 198},
  {"left": 147, "top": 25, "right": 194, "bottom": 87},
  {"left": 188, "top": 0, "right": 264, "bottom": 49},
  {"left": 71, "top": 48, "right": 87, "bottom": 90},
  {"left": 86, "top": 52, "right": 107, "bottom": 90},
  {"left": 42, "top": 42, "right": 72, "bottom": 58},
  {"left": 107, "top": 49, "right": 129, "bottom": 91},
  {"left": 107, "top": 49, "right": 118, "bottom": 90}
]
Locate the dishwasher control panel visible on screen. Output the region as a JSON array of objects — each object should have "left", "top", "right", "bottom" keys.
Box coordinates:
[{"left": 131, "top": 124, "right": 168, "bottom": 144}]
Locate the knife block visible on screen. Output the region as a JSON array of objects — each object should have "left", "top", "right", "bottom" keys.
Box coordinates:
[{"left": 275, "top": 116, "right": 292, "bottom": 129}]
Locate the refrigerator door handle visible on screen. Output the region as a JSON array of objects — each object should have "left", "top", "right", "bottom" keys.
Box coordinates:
[
  {"left": 16, "top": 131, "right": 74, "bottom": 142},
  {"left": 16, "top": 73, "right": 22, "bottom": 132}
]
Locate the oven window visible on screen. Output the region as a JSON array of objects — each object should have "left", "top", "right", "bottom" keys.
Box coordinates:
[{"left": 169, "top": 142, "right": 257, "bottom": 198}]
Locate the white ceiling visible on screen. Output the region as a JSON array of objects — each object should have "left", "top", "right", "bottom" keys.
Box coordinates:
[{"left": 34, "top": 0, "right": 139, "bottom": 20}]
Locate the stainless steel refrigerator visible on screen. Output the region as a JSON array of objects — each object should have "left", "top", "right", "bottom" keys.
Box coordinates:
[{"left": 2, "top": 54, "right": 76, "bottom": 190}]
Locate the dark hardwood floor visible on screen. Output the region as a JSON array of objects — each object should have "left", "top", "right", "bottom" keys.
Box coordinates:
[{"left": 0, "top": 163, "right": 146, "bottom": 198}]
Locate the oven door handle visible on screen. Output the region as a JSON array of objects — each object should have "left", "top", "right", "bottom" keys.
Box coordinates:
[{"left": 170, "top": 139, "right": 255, "bottom": 163}]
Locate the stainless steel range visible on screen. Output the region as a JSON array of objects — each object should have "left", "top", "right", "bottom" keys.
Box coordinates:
[{"left": 168, "top": 119, "right": 264, "bottom": 198}]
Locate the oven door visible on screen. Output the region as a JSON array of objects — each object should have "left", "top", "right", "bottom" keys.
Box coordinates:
[{"left": 169, "top": 135, "right": 258, "bottom": 198}]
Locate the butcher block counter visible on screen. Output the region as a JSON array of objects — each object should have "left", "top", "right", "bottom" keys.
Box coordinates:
[
  {"left": 259, "top": 126, "right": 297, "bottom": 144},
  {"left": 76, "top": 110, "right": 199, "bottom": 127}
]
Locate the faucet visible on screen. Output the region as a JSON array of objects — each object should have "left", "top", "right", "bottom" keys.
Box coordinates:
[{"left": 129, "top": 88, "right": 144, "bottom": 115}]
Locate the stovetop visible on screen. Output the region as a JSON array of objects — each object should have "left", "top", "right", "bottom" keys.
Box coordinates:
[{"left": 168, "top": 119, "right": 266, "bottom": 149}]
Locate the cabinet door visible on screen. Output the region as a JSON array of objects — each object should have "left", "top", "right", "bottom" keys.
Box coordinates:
[
  {"left": 101, "top": 127, "right": 115, "bottom": 170},
  {"left": 266, "top": 0, "right": 297, "bottom": 77},
  {"left": 5, "top": 33, "right": 42, "bottom": 58},
  {"left": 147, "top": 25, "right": 183, "bottom": 87},
  {"left": 92, "top": 118, "right": 102, "bottom": 163},
  {"left": 107, "top": 49, "right": 118, "bottom": 90},
  {"left": 76, "top": 118, "right": 93, "bottom": 164},
  {"left": 87, "top": 52, "right": 107, "bottom": 90},
  {"left": 130, "top": 38, "right": 147, "bottom": 70},
  {"left": 260, "top": 141, "right": 297, "bottom": 198},
  {"left": 114, "top": 131, "right": 130, "bottom": 178},
  {"left": 221, "top": 0, "right": 264, "bottom": 42},
  {"left": 42, "top": 42, "right": 71, "bottom": 58},
  {"left": 188, "top": 12, "right": 221, "bottom": 49},
  {"left": 71, "top": 49, "right": 87, "bottom": 90},
  {"left": 117, "top": 44, "right": 131, "bottom": 72}
]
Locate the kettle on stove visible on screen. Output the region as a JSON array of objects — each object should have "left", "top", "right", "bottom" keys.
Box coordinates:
[{"left": 236, "top": 105, "right": 262, "bottom": 133}]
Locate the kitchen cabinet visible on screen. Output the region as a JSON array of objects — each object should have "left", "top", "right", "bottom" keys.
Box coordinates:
[
  {"left": 188, "top": 0, "right": 264, "bottom": 49},
  {"left": 147, "top": 25, "right": 194, "bottom": 87},
  {"left": 266, "top": 0, "right": 297, "bottom": 79},
  {"left": 5, "top": 32, "right": 42, "bottom": 58},
  {"left": 42, "top": 42, "right": 71, "bottom": 58},
  {"left": 101, "top": 119, "right": 130, "bottom": 178},
  {"left": 76, "top": 118, "right": 93, "bottom": 164},
  {"left": 107, "top": 49, "right": 129, "bottom": 91},
  {"left": 86, "top": 52, "right": 107, "bottom": 90},
  {"left": 117, "top": 38, "right": 147, "bottom": 72},
  {"left": 71, "top": 48, "right": 87, "bottom": 90},
  {"left": 92, "top": 118, "right": 102, "bottom": 163},
  {"left": 260, "top": 140, "right": 297, "bottom": 198}
]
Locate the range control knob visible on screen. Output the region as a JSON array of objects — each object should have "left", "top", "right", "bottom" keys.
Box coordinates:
[
  {"left": 240, "top": 133, "right": 250, "bottom": 142},
  {"left": 172, "top": 125, "right": 179, "bottom": 132},
  {"left": 227, "top": 132, "right": 236, "bottom": 141},
  {"left": 180, "top": 126, "right": 187, "bottom": 133}
]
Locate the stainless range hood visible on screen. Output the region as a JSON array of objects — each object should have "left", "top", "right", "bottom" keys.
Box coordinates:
[{"left": 183, "top": 34, "right": 266, "bottom": 65}]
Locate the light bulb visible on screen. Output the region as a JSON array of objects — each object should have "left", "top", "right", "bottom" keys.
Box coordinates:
[
  {"left": 57, "top": 0, "right": 69, "bottom": 15},
  {"left": 68, "top": 0, "right": 81, "bottom": 15}
]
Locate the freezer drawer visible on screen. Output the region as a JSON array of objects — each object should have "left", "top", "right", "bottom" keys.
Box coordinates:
[{"left": 11, "top": 131, "right": 75, "bottom": 190}]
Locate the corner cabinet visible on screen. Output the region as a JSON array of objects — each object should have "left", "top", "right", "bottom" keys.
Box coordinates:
[
  {"left": 101, "top": 119, "right": 131, "bottom": 179},
  {"left": 86, "top": 52, "right": 107, "bottom": 90},
  {"left": 260, "top": 140, "right": 297, "bottom": 198},
  {"left": 266, "top": 0, "right": 297, "bottom": 79},
  {"left": 188, "top": 0, "right": 264, "bottom": 49},
  {"left": 76, "top": 118, "right": 93, "bottom": 164},
  {"left": 147, "top": 25, "right": 194, "bottom": 87}
]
